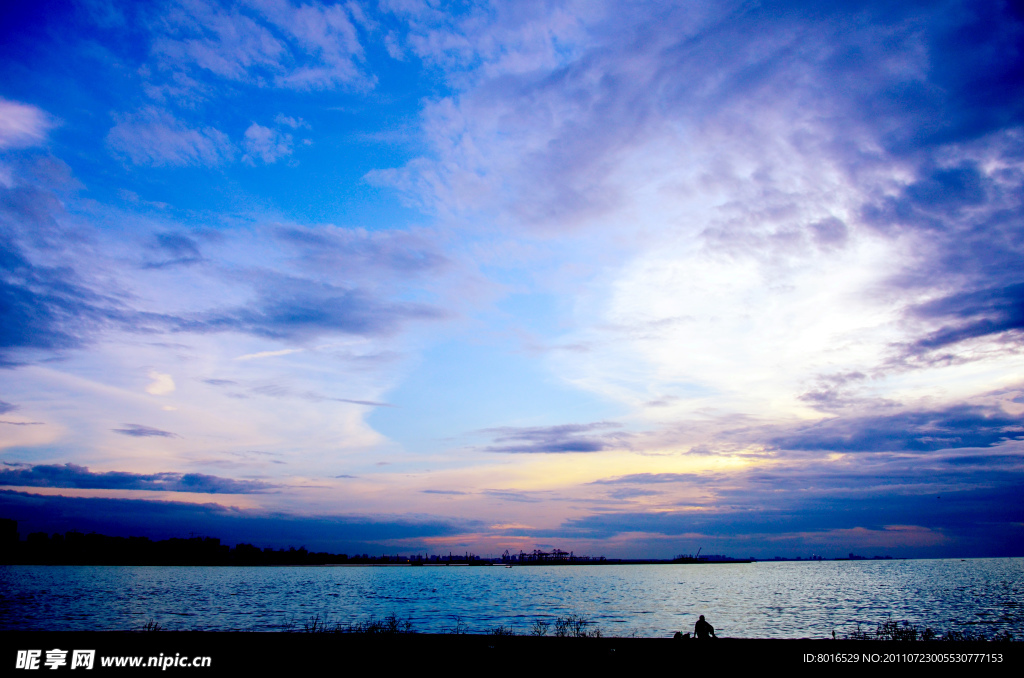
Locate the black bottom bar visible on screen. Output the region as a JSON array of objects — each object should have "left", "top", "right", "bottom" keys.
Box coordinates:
[{"left": 3, "top": 632, "right": 1020, "bottom": 674}]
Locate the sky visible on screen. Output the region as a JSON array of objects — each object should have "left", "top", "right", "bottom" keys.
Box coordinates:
[{"left": 1, "top": 0, "right": 1023, "bottom": 559}]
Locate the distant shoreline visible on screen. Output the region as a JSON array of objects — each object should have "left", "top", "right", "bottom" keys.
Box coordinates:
[{"left": 2, "top": 559, "right": 760, "bottom": 566}]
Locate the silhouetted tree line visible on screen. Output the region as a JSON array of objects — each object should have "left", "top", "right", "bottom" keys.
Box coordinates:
[
  {"left": 0, "top": 518, "right": 509, "bottom": 565},
  {"left": 0, "top": 518, "right": 365, "bottom": 565}
]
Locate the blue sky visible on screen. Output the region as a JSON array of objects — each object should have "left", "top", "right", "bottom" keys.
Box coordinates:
[{"left": 1, "top": 0, "right": 1023, "bottom": 558}]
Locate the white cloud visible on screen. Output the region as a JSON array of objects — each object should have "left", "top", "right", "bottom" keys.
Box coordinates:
[
  {"left": 151, "top": 0, "right": 371, "bottom": 91},
  {"left": 368, "top": 0, "right": 1024, "bottom": 433},
  {"left": 146, "top": 371, "right": 176, "bottom": 395},
  {"left": 154, "top": 0, "right": 286, "bottom": 81},
  {"left": 242, "top": 122, "right": 293, "bottom": 164},
  {"left": 383, "top": 31, "right": 404, "bottom": 60},
  {"left": 563, "top": 229, "right": 912, "bottom": 418},
  {"left": 273, "top": 113, "right": 309, "bottom": 129},
  {"left": 106, "top": 108, "right": 234, "bottom": 166},
  {"left": 0, "top": 99, "right": 54, "bottom": 149}
]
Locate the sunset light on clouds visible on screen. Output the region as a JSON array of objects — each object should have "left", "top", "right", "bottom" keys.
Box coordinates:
[{"left": 1, "top": 0, "right": 1022, "bottom": 558}]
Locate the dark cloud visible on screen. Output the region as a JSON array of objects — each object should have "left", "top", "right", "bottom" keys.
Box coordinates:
[
  {"left": 0, "top": 463, "right": 274, "bottom": 494},
  {"left": 873, "top": 0, "right": 1024, "bottom": 152},
  {"left": 112, "top": 424, "right": 179, "bottom": 438},
  {"left": 558, "top": 477, "right": 1024, "bottom": 557},
  {"left": 560, "top": 430, "right": 1024, "bottom": 555},
  {"left": 180, "top": 281, "right": 445, "bottom": 341},
  {"left": 0, "top": 400, "right": 16, "bottom": 415},
  {"left": 202, "top": 378, "right": 237, "bottom": 387},
  {"left": 422, "top": 489, "right": 466, "bottom": 495},
  {"left": 0, "top": 234, "right": 127, "bottom": 364},
  {"left": 771, "top": 405, "right": 1024, "bottom": 453},
  {"left": 0, "top": 490, "right": 477, "bottom": 553},
  {"left": 490, "top": 439, "right": 606, "bottom": 453},
  {"left": 481, "top": 421, "right": 629, "bottom": 453},
  {"left": 939, "top": 453, "right": 1024, "bottom": 469},
  {"left": 905, "top": 283, "right": 1024, "bottom": 355}
]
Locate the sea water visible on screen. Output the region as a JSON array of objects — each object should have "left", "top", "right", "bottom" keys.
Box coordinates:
[{"left": 1, "top": 558, "right": 1021, "bottom": 638}]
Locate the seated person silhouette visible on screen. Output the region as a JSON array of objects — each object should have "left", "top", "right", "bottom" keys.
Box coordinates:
[{"left": 694, "top": 615, "right": 716, "bottom": 639}]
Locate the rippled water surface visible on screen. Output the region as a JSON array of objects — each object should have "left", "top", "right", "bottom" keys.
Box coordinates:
[{"left": 2, "top": 559, "right": 1021, "bottom": 638}]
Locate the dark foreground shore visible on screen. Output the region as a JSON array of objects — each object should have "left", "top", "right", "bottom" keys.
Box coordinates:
[{"left": 3, "top": 632, "right": 1019, "bottom": 674}]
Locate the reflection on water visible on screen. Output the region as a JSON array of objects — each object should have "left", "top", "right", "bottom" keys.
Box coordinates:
[{"left": 1, "top": 558, "right": 1021, "bottom": 638}]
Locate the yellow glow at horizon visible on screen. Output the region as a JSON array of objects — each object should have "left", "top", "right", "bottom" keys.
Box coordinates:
[{"left": 390, "top": 447, "right": 768, "bottom": 494}]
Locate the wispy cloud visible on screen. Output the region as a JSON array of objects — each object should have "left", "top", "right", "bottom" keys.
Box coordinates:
[
  {"left": 0, "top": 98, "right": 54, "bottom": 149},
  {"left": 112, "top": 424, "right": 180, "bottom": 438},
  {"left": 481, "top": 421, "right": 629, "bottom": 453},
  {"left": 150, "top": 0, "right": 371, "bottom": 91},
  {"left": 242, "top": 122, "right": 293, "bottom": 164},
  {"left": 106, "top": 108, "right": 234, "bottom": 167}
]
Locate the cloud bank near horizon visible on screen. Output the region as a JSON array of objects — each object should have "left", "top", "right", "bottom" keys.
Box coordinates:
[{"left": 0, "top": 463, "right": 275, "bottom": 494}]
